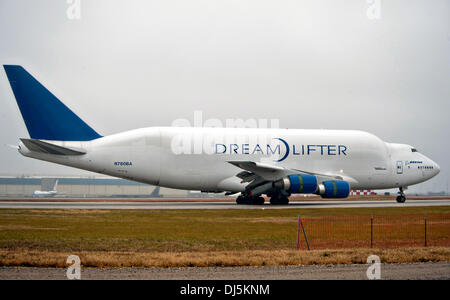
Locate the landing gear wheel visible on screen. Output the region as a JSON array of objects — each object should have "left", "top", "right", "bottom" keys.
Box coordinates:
[
  {"left": 396, "top": 195, "right": 406, "bottom": 203},
  {"left": 270, "top": 196, "right": 289, "bottom": 205},
  {"left": 253, "top": 196, "right": 265, "bottom": 205},
  {"left": 396, "top": 187, "right": 406, "bottom": 203},
  {"left": 236, "top": 195, "right": 245, "bottom": 205},
  {"left": 236, "top": 195, "right": 265, "bottom": 205},
  {"left": 280, "top": 196, "right": 289, "bottom": 205}
]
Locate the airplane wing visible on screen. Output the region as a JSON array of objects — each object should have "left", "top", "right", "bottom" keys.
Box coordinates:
[
  {"left": 229, "top": 161, "right": 346, "bottom": 181},
  {"left": 228, "top": 160, "right": 356, "bottom": 195},
  {"left": 229, "top": 161, "right": 292, "bottom": 181}
]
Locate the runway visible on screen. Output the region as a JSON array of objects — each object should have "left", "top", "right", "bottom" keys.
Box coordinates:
[
  {"left": 0, "top": 199, "right": 448, "bottom": 210},
  {"left": 1, "top": 262, "right": 449, "bottom": 280}
]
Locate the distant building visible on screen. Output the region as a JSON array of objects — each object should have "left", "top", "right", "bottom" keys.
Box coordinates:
[
  {"left": 427, "top": 191, "right": 447, "bottom": 196},
  {"left": 0, "top": 176, "right": 188, "bottom": 198}
]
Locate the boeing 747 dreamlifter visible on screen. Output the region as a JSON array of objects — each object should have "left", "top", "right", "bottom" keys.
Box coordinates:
[{"left": 3, "top": 65, "right": 440, "bottom": 204}]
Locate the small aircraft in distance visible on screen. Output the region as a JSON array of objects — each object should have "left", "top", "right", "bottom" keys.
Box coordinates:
[{"left": 33, "top": 179, "right": 58, "bottom": 197}]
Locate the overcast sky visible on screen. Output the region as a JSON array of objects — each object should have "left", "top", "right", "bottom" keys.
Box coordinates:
[{"left": 0, "top": 0, "right": 448, "bottom": 194}]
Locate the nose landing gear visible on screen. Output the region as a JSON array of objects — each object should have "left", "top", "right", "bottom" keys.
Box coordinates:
[{"left": 396, "top": 187, "right": 406, "bottom": 203}]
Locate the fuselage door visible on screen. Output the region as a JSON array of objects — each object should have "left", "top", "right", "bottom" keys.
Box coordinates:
[{"left": 396, "top": 160, "right": 403, "bottom": 174}]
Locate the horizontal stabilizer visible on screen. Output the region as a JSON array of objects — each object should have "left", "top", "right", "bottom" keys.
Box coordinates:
[{"left": 20, "top": 138, "right": 86, "bottom": 156}]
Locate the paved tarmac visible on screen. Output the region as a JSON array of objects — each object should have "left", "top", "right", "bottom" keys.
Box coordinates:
[
  {"left": 1, "top": 262, "right": 449, "bottom": 280},
  {"left": 0, "top": 199, "right": 448, "bottom": 210}
]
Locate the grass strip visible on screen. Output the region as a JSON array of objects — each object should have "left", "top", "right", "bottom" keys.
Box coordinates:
[{"left": 0, "top": 247, "right": 449, "bottom": 268}]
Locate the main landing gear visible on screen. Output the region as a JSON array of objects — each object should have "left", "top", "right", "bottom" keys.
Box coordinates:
[
  {"left": 236, "top": 194, "right": 265, "bottom": 205},
  {"left": 396, "top": 187, "right": 406, "bottom": 203},
  {"left": 269, "top": 195, "right": 289, "bottom": 205},
  {"left": 267, "top": 190, "right": 290, "bottom": 205},
  {"left": 236, "top": 191, "right": 290, "bottom": 205}
]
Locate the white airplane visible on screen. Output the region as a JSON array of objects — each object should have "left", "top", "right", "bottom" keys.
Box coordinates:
[
  {"left": 33, "top": 179, "right": 58, "bottom": 197},
  {"left": 4, "top": 65, "right": 440, "bottom": 204}
]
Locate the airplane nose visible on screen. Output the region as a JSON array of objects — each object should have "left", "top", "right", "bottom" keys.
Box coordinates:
[
  {"left": 429, "top": 159, "right": 440, "bottom": 177},
  {"left": 435, "top": 162, "right": 440, "bottom": 175}
]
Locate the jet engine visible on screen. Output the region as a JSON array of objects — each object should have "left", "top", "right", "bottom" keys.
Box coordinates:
[
  {"left": 274, "top": 174, "right": 318, "bottom": 194},
  {"left": 317, "top": 180, "right": 350, "bottom": 198}
]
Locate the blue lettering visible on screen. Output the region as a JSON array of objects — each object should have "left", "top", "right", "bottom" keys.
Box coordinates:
[
  {"left": 307, "top": 145, "right": 315, "bottom": 155},
  {"left": 338, "top": 145, "right": 347, "bottom": 155},
  {"left": 230, "top": 144, "right": 239, "bottom": 154},
  {"left": 214, "top": 141, "right": 348, "bottom": 158},
  {"left": 215, "top": 144, "right": 226, "bottom": 154},
  {"left": 242, "top": 144, "right": 249, "bottom": 154},
  {"left": 328, "top": 145, "right": 336, "bottom": 155},
  {"left": 252, "top": 144, "right": 263, "bottom": 154},
  {"left": 267, "top": 144, "right": 280, "bottom": 155},
  {"left": 318, "top": 145, "right": 325, "bottom": 155}
]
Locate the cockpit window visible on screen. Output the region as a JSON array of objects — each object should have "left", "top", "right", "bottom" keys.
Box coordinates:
[{"left": 411, "top": 148, "right": 418, "bottom": 153}]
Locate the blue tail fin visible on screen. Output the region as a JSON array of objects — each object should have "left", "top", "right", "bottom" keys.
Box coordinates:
[{"left": 4, "top": 65, "right": 102, "bottom": 141}]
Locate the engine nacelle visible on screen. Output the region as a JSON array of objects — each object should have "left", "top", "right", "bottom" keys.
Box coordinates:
[
  {"left": 318, "top": 180, "right": 350, "bottom": 198},
  {"left": 274, "top": 174, "right": 318, "bottom": 194}
]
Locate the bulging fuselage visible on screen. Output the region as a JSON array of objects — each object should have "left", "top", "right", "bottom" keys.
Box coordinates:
[{"left": 18, "top": 127, "right": 440, "bottom": 193}]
